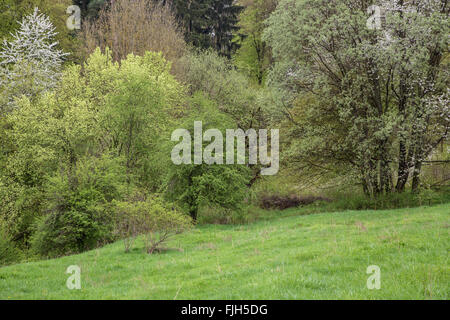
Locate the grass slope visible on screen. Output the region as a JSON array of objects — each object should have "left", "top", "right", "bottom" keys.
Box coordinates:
[{"left": 0, "top": 204, "right": 449, "bottom": 299}]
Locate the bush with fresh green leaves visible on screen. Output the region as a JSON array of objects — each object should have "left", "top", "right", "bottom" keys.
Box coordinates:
[
  {"left": 0, "top": 226, "right": 22, "bottom": 266},
  {"left": 31, "top": 155, "right": 127, "bottom": 257},
  {"left": 114, "top": 195, "right": 193, "bottom": 254},
  {"left": 0, "top": 48, "right": 186, "bottom": 250},
  {"left": 0, "top": 90, "right": 98, "bottom": 244}
]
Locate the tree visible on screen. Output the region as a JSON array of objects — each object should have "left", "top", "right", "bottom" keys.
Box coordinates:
[
  {"left": 165, "top": 93, "right": 251, "bottom": 221},
  {"left": 169, "top": 0, "right": 211, "bottom": 49},
  {"left": 81, "top": 0, "right": 186, "bottom": 63},
  {"left": 175, "top": 49, "right": 281, "bottom": 186},
  {"left": 0, "top": 48, "right": 185, "bottom": 246},
  {"left": 99, "top": 50, "right": 185, "bottom": 188},
  {"left": 0, "top": 7, "right": 68, "bottom": 111},
  {"left": 208, "top": 0, "right": 245, "bottom": 58},
  {"left": 0, "top": 1, "right": 77, "bottom": 58},
  {"left": 263, "top": 0, "right": 449, "bottom": 195},
  {"left": 31, "top": 154, "right": 127, "bottom": 257},
  {"left": 234, "top": 0, "right": 277, "bottom": 84},
  {"left": 176, "top": 49, "right": 278, "bottom": 131},
  {"left": 73, "top": 0, "right": 107, "bottom": 20},
  {"left": 169, "top": 0, "right": 244, "bottom": 58}
]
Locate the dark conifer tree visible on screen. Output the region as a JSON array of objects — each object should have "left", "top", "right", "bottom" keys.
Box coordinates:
[
  {"left": 207, "top": 0, "right": 243, "bottom": 58},
  {"left": 73, "top": 0, "right": 107, "bottom": 19},
  {"left": 168, "top": 0, "right": 243, "bottom": 58}
]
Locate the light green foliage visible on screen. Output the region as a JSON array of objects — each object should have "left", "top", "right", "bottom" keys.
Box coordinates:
[
  {"left": 177, "top": 49, "right": 280, "bottom": 131},
  {"left": 114, "top": 195, "right": 193, "bottom": 254},
  {"left": 0, "top": 48, "right": 186, "bottom": 251},
  {"left": 234, "top": 0, "right": 277, "bottom": 85},
  {"left": 0, "top": 226, "right": 22, "bottom": 267},
  {"left": 0, "top": 91, "right": 97, "bottom": 244},
  {"left": 166, "top": 93, "right": 252, "bottom": 221},
  {"left": 99, "top": 51, "right": 185, "bottom": 189},
  {"left": 30, "top": 155, "right": 127, "bottom": 258}
]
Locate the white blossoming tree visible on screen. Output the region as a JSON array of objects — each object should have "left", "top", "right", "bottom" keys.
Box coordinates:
[
  {"left": 0, "top": 8, "right": 68, "bottom": 111},
  {"left": 264, "top": 0, "right": 449, "bottom": 195}
]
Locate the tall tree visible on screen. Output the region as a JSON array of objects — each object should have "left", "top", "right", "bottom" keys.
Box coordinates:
[
  {"left": 208, "top": 0, "right": 244, "bottom": 58},
  {"left": 169, "top": 0, "right": 244, "bottom": 58},
  {"left": 234, "top": 0, "right": 278, "bottom": 84},
  {"left": 72, "top": 0, "right": 107, "bottom": 20},
  {"left": 81, "top": 0, "right": 185, "bottom": 63},
  {"left": 0, "top": 8, "right": 68, "bottom": 111},
  {"left": 169, "top": 0, "right": 210, "bottom": 48},
  {"left": 264, "top": 0, "right": 449, "bottom": 195},
  {"left": 0, "top": 0, "right": 75, "bottom": 57}
]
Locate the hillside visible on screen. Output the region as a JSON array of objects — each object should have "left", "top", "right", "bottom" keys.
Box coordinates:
[{"left": 0, "top": 204, "right": 449, "bottom": 300}]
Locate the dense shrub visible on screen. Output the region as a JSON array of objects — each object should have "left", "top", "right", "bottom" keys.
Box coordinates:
[
  {"left": 259, "top": 194, "right": 331, "bottom": 210},
  {"left": 323, "top": 189, "right": 450, "bottom": 211},
  {"left": 0, "top": 91, "right": 92, "bottom": 245},
  {"left": 175, "top": 50, "right": 280, "bottom": 130},
  {"left": 31, "top": 156, "right": 126, "bottom": 257},
  {"left": 165, "top": 93, "right": 252, "bottom": 220},
  {"left": 0, "top": 180, "right": 44, "bottom": 247},
  {"left": 0, "top": 49, "right": 185, "bottom": 252},
  {"left": 197, "top": 205, "right": 252, "bottom": 225},
  {"left": 114, "top": 195, "right": 193, "bottom": 254},
  {"left": 0, "top": 227, "right": 22, "bottom": 266}
]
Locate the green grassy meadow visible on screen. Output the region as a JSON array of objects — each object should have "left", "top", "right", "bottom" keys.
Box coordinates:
[{"left": 0, "top": 204, "right": 449, "bottom": 300}]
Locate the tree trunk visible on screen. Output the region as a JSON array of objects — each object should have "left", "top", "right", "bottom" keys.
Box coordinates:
[
  {"left": 412, "top": 160, "right": 422, "bottom": 192},
  {"left": 189, "top": 208, "right": 197, "bottom": 221},
  {"left": 379, "top": 141, "right": 392, "bottom": 194},
  {"left": 396, "top": 140, "right": 409, "bottom": 192},
  {"left": 361, "top": 176, "right": 369, "bottom": 196}
]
